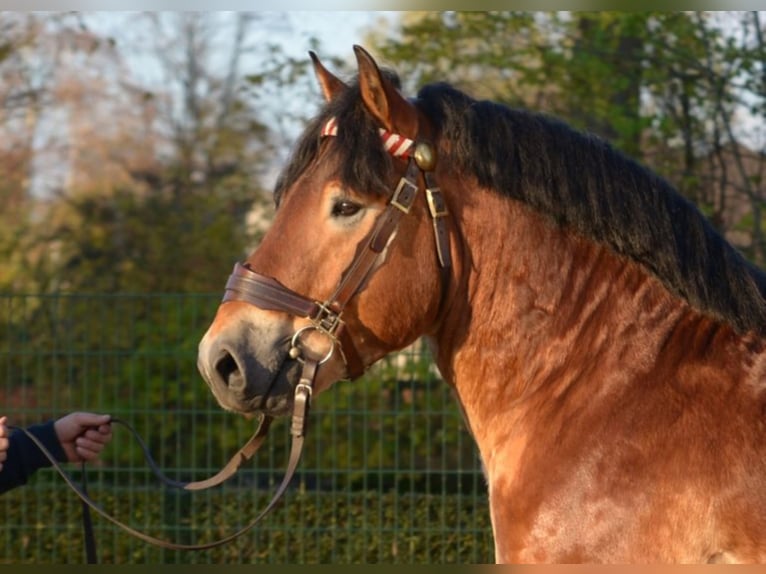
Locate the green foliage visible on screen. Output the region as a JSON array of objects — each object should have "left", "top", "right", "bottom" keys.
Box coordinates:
[
  {"left": 0, "top": 486, "right": 493, "bottom": 563},
  {"left": 41, "top": 183, "right": 258, "bottom": 293},
  {"left": 373, "top": 12, "right": 540, "bottom": 102},
  {"left": 378, "top": 12, "right": 654, "bottom": 156}
]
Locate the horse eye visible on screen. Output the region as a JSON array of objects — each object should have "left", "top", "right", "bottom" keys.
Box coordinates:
[{"left": 331, "top": 199, "right": 362, "bottom": 218}]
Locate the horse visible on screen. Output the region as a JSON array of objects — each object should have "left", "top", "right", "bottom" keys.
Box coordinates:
[{"left": 196, "top": 45, "right": 766, "bottom": 563}]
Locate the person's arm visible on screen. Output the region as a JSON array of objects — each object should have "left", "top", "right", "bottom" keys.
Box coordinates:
[
  {"left": 0, "top": 418, "right": 67, "bottom": 494},
  {"left": 0, "top": 413, "right": 112, "bottom": 494}
]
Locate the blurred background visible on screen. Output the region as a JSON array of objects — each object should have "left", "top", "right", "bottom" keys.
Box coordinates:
[{"left": 0, "top": 11, "right": 764, "bottom": 563}]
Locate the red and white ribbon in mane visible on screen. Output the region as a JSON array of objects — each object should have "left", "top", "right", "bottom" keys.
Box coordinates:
[{"left": 321, "top": 117, "right": 414, "bottom": 159}]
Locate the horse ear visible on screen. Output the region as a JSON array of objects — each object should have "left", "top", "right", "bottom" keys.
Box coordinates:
[
  {"left": 310, "top": 51, "right": 347, "bottom": 102},
  {"left": 353, "top": 45, "right": 417, "bottom": 135}
]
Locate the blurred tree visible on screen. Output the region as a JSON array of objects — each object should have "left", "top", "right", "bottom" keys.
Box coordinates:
[
  {"left": 641, "top": 12, "right": 766, "bottom": 262},
  {"left": 0, "top": 12, "right": 104, "bottom": 291},
  {"left": 14, "top": 13, "right": 277, "bottom": 293},
  {"left": 374, "top": 13, "right": 669, "bottom": 155}
]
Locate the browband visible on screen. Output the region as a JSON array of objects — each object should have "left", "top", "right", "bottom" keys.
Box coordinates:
[{"left": 321, "top": 116, "right": 415, "bottom": 159}]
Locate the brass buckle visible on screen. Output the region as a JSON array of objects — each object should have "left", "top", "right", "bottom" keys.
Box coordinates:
[
  {"left": 314, "top": 303, "right": 343, "bottom": 337},
  {"left": 390, "top": 177, "right": 418, "bottom": 214},
  {"left": 295, "top": 379, "right": 313, "bottom": 400},
  {"left": 426, "top": 187, "right": 448, "bottom": 218}
]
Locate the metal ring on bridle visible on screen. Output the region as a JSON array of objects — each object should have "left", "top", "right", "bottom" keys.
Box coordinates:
[{"left": 289, "top": 325, "right": 336, "bottom": 365}]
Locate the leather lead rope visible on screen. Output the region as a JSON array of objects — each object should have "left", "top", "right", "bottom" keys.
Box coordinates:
[
  {"left": 7, "top": 359, "right": 318, "bottom": 557},
  {"left": 80, "top": 461, "right": 98, "bottom": 563}
]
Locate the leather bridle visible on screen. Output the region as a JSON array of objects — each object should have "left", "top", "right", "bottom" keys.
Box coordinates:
[
  {"left": 223, "top": 126, "right": 452, "bottom": 382},
  {"left": 13, "top": 119, "right": 452, "bottom": 562}
]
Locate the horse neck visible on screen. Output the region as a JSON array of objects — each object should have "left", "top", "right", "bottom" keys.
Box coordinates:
[{"left": 428, "top": 184, "right": 750, "bottom": 447}]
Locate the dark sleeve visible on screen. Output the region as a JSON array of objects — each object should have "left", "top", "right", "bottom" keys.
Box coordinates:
[{"left": 0, "top": 420, "right": 67, "bottom": 494}]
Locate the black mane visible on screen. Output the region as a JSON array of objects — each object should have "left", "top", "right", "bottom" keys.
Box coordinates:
[
  {"left": 275, "top": 78, "right": 766, "bottom": 335},
  {"left": 415, "top": 82, "right": 766, "bottom": 334}
]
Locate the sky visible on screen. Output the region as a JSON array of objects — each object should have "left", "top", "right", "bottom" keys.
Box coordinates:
[
  {"left": 283, "top": 12, "right": 397, "bottom": 58},
  {"left": 88, "top": 11, "right": 396, "bottom": 69},
  {"left": 84, "top": 11, "right": 400, "bottom": 142}
]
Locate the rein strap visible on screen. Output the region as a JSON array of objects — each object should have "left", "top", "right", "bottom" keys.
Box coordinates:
[{"left": 9, "top": 358, "right": 319, "bottom": 558}]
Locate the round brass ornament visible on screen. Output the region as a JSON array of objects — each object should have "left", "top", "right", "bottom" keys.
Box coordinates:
[{"left": 413, "top": 142, "right": 437, "bottom": 171}]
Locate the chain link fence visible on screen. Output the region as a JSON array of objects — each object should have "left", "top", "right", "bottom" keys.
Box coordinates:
[{"left": 1, "top": 293, "right": 492, "bottom": 563}]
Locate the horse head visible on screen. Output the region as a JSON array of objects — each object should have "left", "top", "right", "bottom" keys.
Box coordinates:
[{"left": 197, "top": 46, "right": 450, "bottom": 417}]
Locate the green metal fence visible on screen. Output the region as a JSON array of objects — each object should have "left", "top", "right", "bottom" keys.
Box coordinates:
[{"left": 0, "top": 293, "right": 492, "bottom": 564}]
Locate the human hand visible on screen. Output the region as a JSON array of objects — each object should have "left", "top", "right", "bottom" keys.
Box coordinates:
[
  {"left": 53, "top": 412, "right": 112, "bottom": 463},
  {"left": 0, "top": 417, "right": 8, "bottom": 472}
]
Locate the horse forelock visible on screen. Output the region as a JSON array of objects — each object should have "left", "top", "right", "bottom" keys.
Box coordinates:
[
  {"left": 274, "top": 76, "right": 400, "bottom": 207},
  {"left": 414, "top": 82, "right": 766, "bottom": 335}
]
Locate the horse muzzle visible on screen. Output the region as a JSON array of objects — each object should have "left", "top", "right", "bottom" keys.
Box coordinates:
[{"left": 197, "top": 317, "right": 301, "bottom": 417}]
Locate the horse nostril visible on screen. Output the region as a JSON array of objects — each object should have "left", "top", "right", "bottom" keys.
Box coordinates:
[{"left": 215, "top": 350, "right": 245, "bottom": 390}]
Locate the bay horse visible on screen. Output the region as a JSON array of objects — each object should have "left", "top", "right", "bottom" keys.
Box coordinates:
[{"left": 197, "top": 45, "right": 766, "bottom": 563}]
